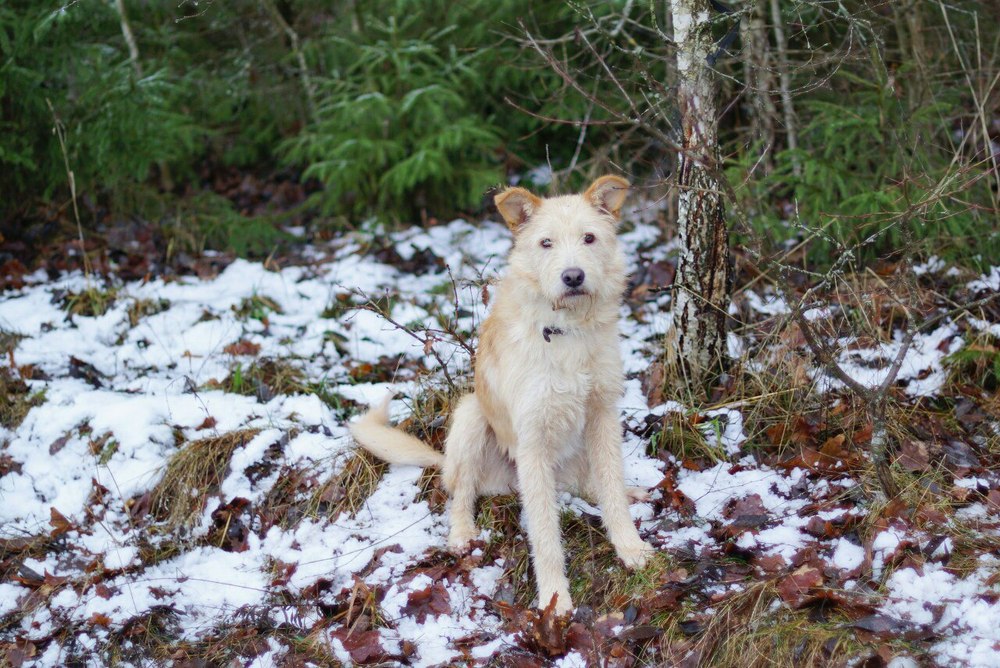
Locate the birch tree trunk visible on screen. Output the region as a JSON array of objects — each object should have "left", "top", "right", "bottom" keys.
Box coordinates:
[{"left": 666, "top": 0, "right": 731, "bottom": 393}]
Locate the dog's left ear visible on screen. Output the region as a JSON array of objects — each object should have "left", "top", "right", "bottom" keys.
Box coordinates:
[{"left": 584, "top": 175, "right": 630, "bottom": 220}]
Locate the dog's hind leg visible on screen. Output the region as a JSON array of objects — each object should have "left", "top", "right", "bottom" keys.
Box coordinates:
[{"left": 442, "top": 394, "right": 503, "bottom": 551}]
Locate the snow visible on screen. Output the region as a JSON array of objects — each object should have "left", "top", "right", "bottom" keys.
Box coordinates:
[
  {"left": 815, "top": 322, "right": 962, "bottom": 397},
  {"left": 831, "top": 538, "right": 864, "bottom": 572},
  {"left": 2, "top": 217, "right": 998, "bottom": 665},
  {"left": 881, "top": 560, "right": 1000, "bottom": 667},
  {"left": 968, "top": 266, "right": 1000, "bottom": 293}
]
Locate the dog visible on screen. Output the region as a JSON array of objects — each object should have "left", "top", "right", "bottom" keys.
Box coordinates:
[{"left": 350, "top": 175, "right": 654, "bottom": 613}]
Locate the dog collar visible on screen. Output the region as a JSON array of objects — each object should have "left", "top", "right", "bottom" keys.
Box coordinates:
[{"left": 542, "top": 326, "right": 564, "bottom": 342}]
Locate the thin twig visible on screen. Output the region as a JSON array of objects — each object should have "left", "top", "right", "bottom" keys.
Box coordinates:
[{"left": 46, "top": 99, "right": 90, "bottom": 281}]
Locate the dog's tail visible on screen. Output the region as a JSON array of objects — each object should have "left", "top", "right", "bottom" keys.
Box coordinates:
[{"left": 349, "top": 395, "right": 444, "bottom": 468}]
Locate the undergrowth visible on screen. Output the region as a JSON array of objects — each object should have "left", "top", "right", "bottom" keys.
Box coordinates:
[{"left": 149, "top": 428, "right": 260, "bottom": 529}]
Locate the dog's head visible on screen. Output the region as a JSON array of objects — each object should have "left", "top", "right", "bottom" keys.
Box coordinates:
[{"left": 494, "top": 176, "right": 629, "bottom": 312}]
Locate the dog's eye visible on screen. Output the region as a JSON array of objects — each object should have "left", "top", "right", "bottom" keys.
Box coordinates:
[
  {"left": 583, "top": 233, "right": 596, "bottom": 244},
  {"left": 540, "top": 238, "right": 552, "bottom": 249}
]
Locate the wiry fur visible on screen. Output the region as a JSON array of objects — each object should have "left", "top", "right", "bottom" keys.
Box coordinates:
[{"left": 350, "top": 175, "right": 653, "bottom": 613}]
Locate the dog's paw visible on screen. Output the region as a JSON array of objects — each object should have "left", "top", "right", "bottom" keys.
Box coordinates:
[
  {"left": 626, "top": 486, "right": 651, "bottom": 503},
  {"left": 616, "top": 538, "right": 655, "bottom": 569},
  {"left": 447, "top": 527, "right": 477, "bottom": 553},
  {"left": 539, "top": 589, "right": 574, "bottom": 615}
]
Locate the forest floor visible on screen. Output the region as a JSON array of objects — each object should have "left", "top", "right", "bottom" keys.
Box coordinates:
[{"left": 2, "top": 203, "right": 1000, "bottom": 667}]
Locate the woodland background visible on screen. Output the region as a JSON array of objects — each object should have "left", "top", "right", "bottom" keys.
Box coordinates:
[{"left": 2, "top": 0, "right": 997, "bottom": 269}]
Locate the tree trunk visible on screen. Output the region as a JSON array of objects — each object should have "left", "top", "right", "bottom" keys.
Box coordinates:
[
  {"left": 742, "top": 1, "right": 776, "bottom": 171},
  {"left": 666, "top": 0, "right": 731, "bottom": 394}
]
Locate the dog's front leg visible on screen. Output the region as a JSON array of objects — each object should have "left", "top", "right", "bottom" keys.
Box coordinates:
[
  {"left": 515, "top": 437, "right": 573, "bottom": 613},
  {"left": 586, "top": 403, "right": 654, "bottom": 568}
]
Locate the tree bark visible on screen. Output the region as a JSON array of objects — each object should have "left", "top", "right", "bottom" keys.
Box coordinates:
[
  {"left": 666, "top": 0, "right": 731, "bottom": 394},
  {"left": 742, "top": 1, "right": 776, "bottom": 171},
  {"left": 770, "top": 0, "right": 800, "bottom": 176}
]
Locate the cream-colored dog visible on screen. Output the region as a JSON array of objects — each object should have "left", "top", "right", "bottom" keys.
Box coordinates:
[{"left": 350, "top": 175, "right": 653, "bottom": 613}]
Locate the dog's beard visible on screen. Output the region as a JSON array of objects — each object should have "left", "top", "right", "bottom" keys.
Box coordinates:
[{"left": 552, "top": 290, "right": 595, "bottom": 312}]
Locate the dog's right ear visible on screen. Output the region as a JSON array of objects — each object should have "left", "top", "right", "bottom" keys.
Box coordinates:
[{"left": 494, "top": 187, "right": 542, "bottom": 232}]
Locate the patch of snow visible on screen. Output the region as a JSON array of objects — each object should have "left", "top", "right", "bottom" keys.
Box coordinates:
[
  {"left": 881, "top": 560, "right": 1000, "bottom": 667},
  {"left": 968, "top": 266, "right": 1000, "bottom": 293}
]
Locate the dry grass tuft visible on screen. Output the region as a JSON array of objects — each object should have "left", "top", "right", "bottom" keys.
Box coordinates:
[
  {"left": 127, "top": 297, "right": 171, "bottom": 327},
  {"left": 676, "top": 581, "right": 871, "bottom": 667},
  {"left": 149, "top": 428, "right": 259, "bottom": 529},
  {"left": 232, "top": 293, "right": 283, "bottom": 322},
  {"left": 219, "top": 358, "right": 308, "bottom": 401},
  {"left": 58, "top": 285, "right": 119, "bottom": 317},
  {"left": 0, "top": 365, "right": 44, "bottom": 429},
  {"left": 309, "top": 449, "right": 387, "bottom": 519}
]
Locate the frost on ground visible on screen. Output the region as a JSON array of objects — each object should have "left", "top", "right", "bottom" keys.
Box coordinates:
[{"left": 1, "top": 218, "right": 1000, "bottom": 666}]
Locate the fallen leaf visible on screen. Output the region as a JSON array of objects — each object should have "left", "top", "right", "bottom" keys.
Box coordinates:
[
  {"left": 4, "top": 639, "right": 36, "bottom": 668},
  {"left": 754, "top": 553, "right": 788, "bottom": 573},
  {"left": 987, "top": 490, "right": 1000, "bottom": 513},
  {"left": 851, "top": 614, "right": 913, "bottom": 639},
  {"left": 942, "top": 440, "right": 981, "bottom": 469},
  {"left": 777, "top": 564, "right": 823, "bottom": 608},
  {"left": 401, "top": 582, "right": 452, "bottom": 623},
  {"left": 68, "top": 356, "right": 106, "bottom": 388},
  {"left": 517, "top": 595, "right": 570, "bottom": 656},
  {"left": 330, "top": 628, "right": 389, "bottom": 664},
  {"left": 196, "top": 416, "right": 217, "bottom": 430},
  {"left": 641, "top": 362, "right": 666, "bottom": 408},
  {"left": 897, "top": 440, "right": 930, "bottom": 472},
  {"left": 722, "top": 494, "right": 769, "bottom": 528},
  {"left": 48, "top": 433, "right": 70, "bottom": 456},
  {"left": 49, "top": 507, "right": 73, "bottom": 536},
  {"left": 223, "top": 339, "right": 261, "bottom": 356},
  {"left": 852, "top": 422, "right": 873, "bottom": 445},
  {"left": 90, "top": 613, "right": 112, "bottom": 627}
]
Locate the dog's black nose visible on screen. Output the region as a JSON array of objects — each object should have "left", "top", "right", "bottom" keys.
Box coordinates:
[{"left": 561, "top": 268, "right": 585, "bottom": 288}]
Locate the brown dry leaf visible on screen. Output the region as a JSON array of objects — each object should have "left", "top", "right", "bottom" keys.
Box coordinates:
[
  {"left": 641, "top": 362, "right": 666, "bottom": 407},
  {"left": 777, "top": 564, "right": 823, "bottom": 608},
  {"left": 270, "top": 560, "right": 298, "bottom": 588},
  {"left": 819, "top": 434, "right": 847, "bottom": 457},
  {"left": 765, "top": 423, "right": 788, "bottom": 446},
  {"left": 349, "top": 362, "right": 374, "bottom": 381},
  {"left": 4, "top": 639, "right": 36, "bottom": 668},
  {"left": 329, "top": 628, "right": 389, "bottom": 664},
  {"left": 43, "top": 571, "right": 69, "bottom": 588},
  {"left": 723, "top": 493, "right": 769, "bottom": 524},
  {"left": 754, "top": 553, "right": 788, "bottom": 573},
  {"left": 223, "top": 340, "right": 261, "bottom": 356},
  {"left": 646, "top": 587, "right": 684, "bottom": 612},
  {"left": 851, "top": 614, "right": 913, "bottom": 640},
  {"left": 564, "top": 622, "right": 597, "bottom": 656},
  {"left": 48, "top": 433, "right": 70, "bottom": 456},
  {"left": 518, "top": 596, "right": 570, "bottom": 657},
  {"left": 852, "top": 422, "right": 873, "bottom": 445},
  {"left": 90, "top": 612, "right": 112, "bottom": 627},
  {"left": 898, "top": 440, "right": 930, "bottom": 472},
  {"left": 656, "top": 471, "right": 696, "bottom": 516},
  {"left": 49, "top": 507, "right": 73, "bottom": 536},
  {"left": 986, "top": 490, "right": 1000, "bottom": 513},
  {"left": 195, "top": 416, "right": 217, "bottom": 430},
  {"left": 401, "top": 582, "right": 452, "bottom": 623}
]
